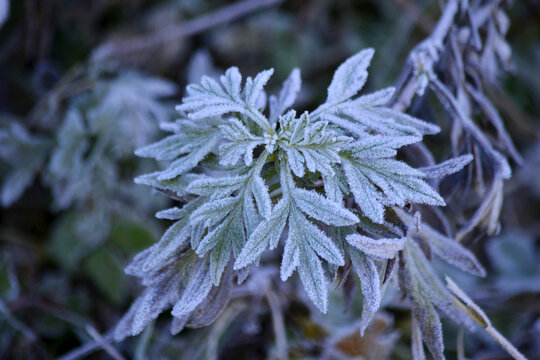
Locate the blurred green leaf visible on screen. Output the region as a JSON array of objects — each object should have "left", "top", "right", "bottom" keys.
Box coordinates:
[
  {"left": 82, "top": 248, "right": 127, "bottom": 304},
  {"left": 47, "top": 213, "right": 95, "bottom": 271},
  {"left": 109, "top": 220, "right": 155, "bottom": 254}
]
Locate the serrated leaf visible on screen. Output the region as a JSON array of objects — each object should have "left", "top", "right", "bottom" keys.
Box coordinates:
[
  {"left": 234, "top": 198, "right": 289, "bottom": 270},
  {"left": 327, "top": 48, "right": 374, "bottom": 103},
  {"left": 219, "top": 118, "right": 264, "bottom": 166},
  {"left": 298, "top": 241, "right": 328, "bottom": 313},
  {"left": 244, "top": 69, "right": 274, "bottom": 107},
  {"left": 280, "top": 232, "right": 299, "bottom": 281},
  {"left": 196, "top": 210, "right": 238, "bottom": 255},
  {"left": 342, "top": 157, "right": 445, "bottom": 222},
  {"left": 348, "top": 135, "right": 421, "bottom": 159},
  {"left": 289, "top": 206, "right": 344, "bottom": 266},
  {"left": 342, "top": 158, "right": 386, "bottom": 223},
  {"left": 187, "top": 174, "right": 248, "bottom": 196},
  {"left": 139, "top": 200, "right": 203, "bottom": 273},
  {"left": 157, "top": 132, "right": 220, "bottom": 180},
  {"left": 135, "top": 134, "right": 187, "bottom": 160},
  {"left": 190, "top": 196, "right": 238, "bottom": 227},
  {"left": 292, "top": 187, "right": 358, "bottom": 226},
  {"left": 281, "top": 113, "right": 351, "bottom": 177}
]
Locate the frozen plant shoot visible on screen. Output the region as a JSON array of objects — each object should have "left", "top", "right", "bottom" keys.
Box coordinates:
[{"left": 117, "top": 48, "right": 504, "bottom": 360}]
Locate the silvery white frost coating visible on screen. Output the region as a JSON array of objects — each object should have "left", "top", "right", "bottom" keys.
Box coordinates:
[{"left": 118, "top": 48, "right": 485, "bottom": 360}]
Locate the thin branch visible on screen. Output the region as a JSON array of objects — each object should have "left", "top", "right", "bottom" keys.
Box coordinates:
[
  {"left": 85, "top": 326, "right": 126, "bottom": 360},
  {"left": 57, "top": 331, "right": 118, "bottom": 360},
  {"left": 446, "top": 276, "right": 528, "bottom": 360},
  {"left": 91, "top": 0, "right": 284, "bottom": 62},
  {"left": 265, "top": 287, "right": 288, "bottom": 360}
]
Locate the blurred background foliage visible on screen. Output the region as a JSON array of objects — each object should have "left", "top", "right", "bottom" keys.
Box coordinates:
[{"left": 0, "top": 0, "right": 538, "bottom": 359}]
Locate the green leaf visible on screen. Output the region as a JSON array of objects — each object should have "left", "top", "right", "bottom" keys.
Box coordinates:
[{"left": 82, "top": 248, "right": 128, "bottom": 304}]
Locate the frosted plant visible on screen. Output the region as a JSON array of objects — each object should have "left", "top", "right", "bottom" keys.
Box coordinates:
[
  {"left": 0, "top": 71, "right": 175, "bottom": 243},
  {"left": 116, "top": 47, "right": 500, "bottom": 360},
  {"left": 0, "top": 118, "right": 52, "bottom": 206}
]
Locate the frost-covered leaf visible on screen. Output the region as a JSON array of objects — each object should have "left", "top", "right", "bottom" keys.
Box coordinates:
[
  {"left": 395, "top": 209, "right": 486, "bottom": 276},
  {"left": 190, "top": 196, "right": 238, "bottom": 228},
  {"left": 411, "top": 315, "right": 427, "bottom": 360},
  {"left": 219, "top": 118, "right": 264, "bottom": 166},
  {"left": 342, "top": 157, "right": 444, "bottom": 223},
  {"left": 269, "top": 68, "right": 301, "bottom": 123},
  {"left": 115, "top": 250, "right": 198, "bottom": 341},
  {"left": 322, "top": 169, "right": 346, "bottom": 203},
  {"left": 280, "top": 230, "right": 299, "bottom": 281},
  {"left": 139, "top": 199, "right": 203, "bottom": 273},
  {"left": 187, "top": 174, "right": 248, "bottom": 196},
  {"left": 195, "top": 207, "right": 242, "bottom": 256},
  {"left": 348, "top": 135, "right": 421, "bottom": 159},
  {"left": 412, "top": 297, "right": 444, "bottom": 360},
  {"left": 281, "top": 112, "right": 351, "bottom": 177},
  {"left": 292, "top": 187, "right": 358, "bottom": 226},
  {"left": 419, "top": 154, "right": 473, "bottom": 178},
  {"left": 243, "top": 69, "right": 274, "bottom": 107},
  {"left": 155, "top": 207, "right": 185, "bottom": 220},
  {"left": 187, "top": 264, "right": 233, "bottom": 328},
  {"left": 171, "top": 257, "right": 213, "bottom": 317},
  {"left": 177, "top": 69, "right": 244, "bottom": 119},
  {"left": 342, "top": 158, "right": 386, "bottom": 223},
  {"left": 208, "top": 210, "right": 245, "bottom": 284},
  {"left": 242, "top": 193, "right": 262, "bottom": 236},
  {"left": 123, "top": 46, "right": 455, "bottom": 339},
  {"left": 319, "top": 104, "right": 439, "bottom": 138},
  {"left": 327, "top": 48, "right": 374, "bottom": 103},
  {"left": 403, "top": 241, "right": 475, "bottom": 330},
  {"left": 157, "top": 130, "right": 220, "bottom": 180},
  {"left": 297, "top": 239, "right": 328, "bottom": 313},
  {"left": 251, "top": 174, "right": 272, "bottom": 219},
  {"left": 289, "top": 205, "right": 344, "bottom": 266},
  {"left": 353, "top": 87, "right": 395, "bottom": 106},
  {"left": 135, "top": 172, "right": 200, "bottom": 197},
  {"left": 234, "top": 198, "right": 289, "bottom": 270},
  {"left": 177, "top": 67, "right": 272, "bottom": 131},
  {"left": 135, "top": 133, "right": 188, "bottom": 160},
  {"left": 348, "top": 244, "right": 381, "bottom": 334},
  {"left": 347, "top": 234, "right": 406, "bottom": 259},
  {"left": 0, "top": 121, "right": 51, "bottom": 206}
]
